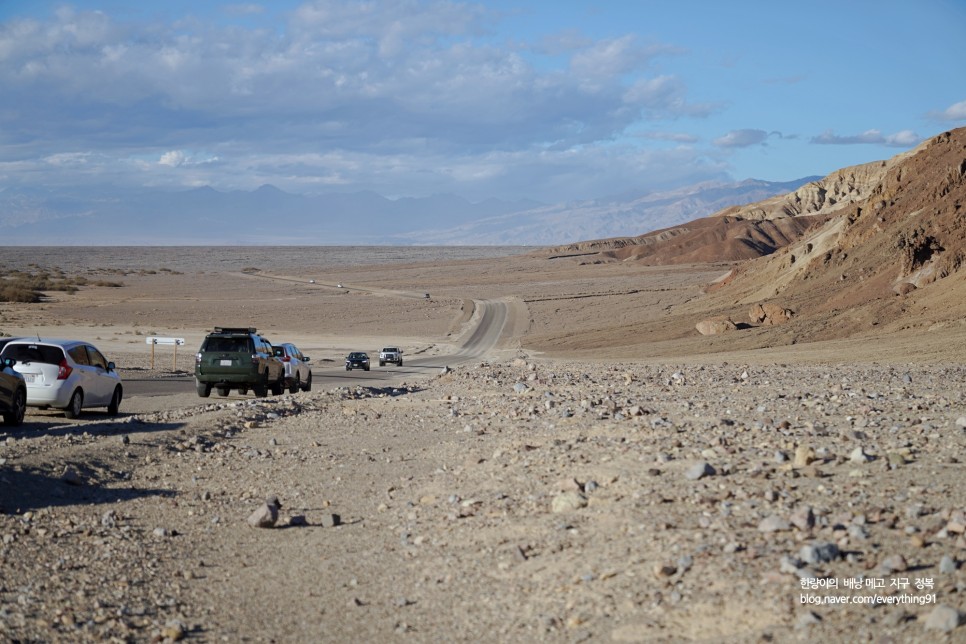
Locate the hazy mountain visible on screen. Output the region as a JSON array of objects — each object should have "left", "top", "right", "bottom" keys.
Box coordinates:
[{"left": 0, "top": 178, "right": 816, "bottom": 246}]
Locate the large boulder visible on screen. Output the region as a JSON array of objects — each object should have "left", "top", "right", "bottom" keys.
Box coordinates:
[
  {"left": 696, "top": 318, "right": 738, "bottom": 336},
  {"left": 749, "top": 302, "right": 795, "bottom": 326}
]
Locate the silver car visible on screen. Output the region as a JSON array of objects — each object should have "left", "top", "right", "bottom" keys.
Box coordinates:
[
  {"left": 0, "top": 339, "right": 123, "bottom": 418},
  {"left": 272, "top": 342, "right": 312, "bottom": 393}
]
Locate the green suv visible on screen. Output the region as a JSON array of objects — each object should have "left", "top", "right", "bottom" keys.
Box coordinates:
[{"left": 194, "top": 327, "right": 285, "bottom": 397}]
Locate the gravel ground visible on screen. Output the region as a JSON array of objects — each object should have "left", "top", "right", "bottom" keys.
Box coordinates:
[{"left": 2, "top": 358, "right": 964, "bottom": 643}]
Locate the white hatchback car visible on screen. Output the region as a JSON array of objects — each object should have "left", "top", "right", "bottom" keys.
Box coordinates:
[{"left": 0, "top": 339, "right": 123, "bottom": 418}]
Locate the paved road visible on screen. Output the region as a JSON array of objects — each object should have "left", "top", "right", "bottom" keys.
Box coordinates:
[{"left": 124, "top": 299, "right": 508, "bottom": 397}]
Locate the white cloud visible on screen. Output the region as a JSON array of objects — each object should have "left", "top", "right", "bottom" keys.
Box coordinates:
[
  {"left": 939, "top": 99, "right": 966, "bottom": 121},
  {"left": 713, "top": 129, "right": 769, "bottom": 148},
  {"left": 159, "top": 151, "right": 187, "bottom": 167},
  {"left": 811, "top": 129, "right": 921, "bottom": 147}
]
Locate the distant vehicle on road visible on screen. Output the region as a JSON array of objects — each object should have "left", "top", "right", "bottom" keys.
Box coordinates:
[
  {"left": 273, "top": 342, "right": 312, "bottom": 393},
  {"left": 345, "top": 352, "right": 370, "bottom": 371},
  {"left": 309, "top": 279, "right": 315, "bottom": 284},
  {"left": 379, "top": 347, "right": 403, "bottom": 367},
  {"left": 1, "top": 339, "right": 122, "bottom": 418}
]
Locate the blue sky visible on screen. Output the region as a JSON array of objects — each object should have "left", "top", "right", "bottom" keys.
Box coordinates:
[{"left": 1, "top": 0, "right": 964, "bottom": 203}]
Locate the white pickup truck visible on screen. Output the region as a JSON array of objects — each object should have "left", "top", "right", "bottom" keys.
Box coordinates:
[{"left": 379, "top": 347, "right": 403, "bottom": 367}]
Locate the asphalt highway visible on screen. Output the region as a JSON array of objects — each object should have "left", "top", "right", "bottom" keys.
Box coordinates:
[{"left": 123, "top": 299, "right": 508, "bottom": 398}]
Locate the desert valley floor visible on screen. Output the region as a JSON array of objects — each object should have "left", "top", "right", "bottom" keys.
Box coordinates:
[{"left": 1, "top": 246, "right": 964, "bottom": 643}]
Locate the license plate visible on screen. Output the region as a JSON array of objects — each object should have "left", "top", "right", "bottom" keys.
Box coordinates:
[
  {"left": 23, "top": 374, "right": 36, "bottom": 383},
  {"left": 219, "top": 359, "right": 233, "bottom": 366}
]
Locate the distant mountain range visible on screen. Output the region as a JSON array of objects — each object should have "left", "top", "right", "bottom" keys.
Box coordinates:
[{"left": 0, "top": 178, "right": 818, "bottom": 246}]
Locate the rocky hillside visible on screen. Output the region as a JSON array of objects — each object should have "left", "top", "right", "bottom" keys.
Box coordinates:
[{"left": 541, "top": 137, "right": 924, "bottom": 265}]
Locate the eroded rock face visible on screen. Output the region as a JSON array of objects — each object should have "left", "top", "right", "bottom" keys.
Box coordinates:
[
  {"left": 749, "top": 302, "right": 795, "bottom": 326},
  {"left": 695, "top": 318, "right": 737, "bottom": 335}
]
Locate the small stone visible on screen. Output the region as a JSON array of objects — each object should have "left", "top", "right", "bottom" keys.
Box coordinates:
[
  {"left": 653, "top": 563, "right": 677, "bottom": 578},
  {"left": 924, "top": 605, "right": 965, "bottom": 633},
  {"left": 849, "top": 447, "right": 871, "bottom": 464},
  {"left": 247, "top": 503, "right": 279, "bottom": 528},
  {"left": 793, "top": 445, "right": 814, "bottom": 468},
  {"left": 551, "top": 491, "right": 588, "bottom": 513},
  {"left": 879, "top": 554, "right": 908, "bottom": 573},
  {"left": 939, "top": 555, "right": 958, "bottom": 574},
  {"left": 796, "top": 611, "right": 822, "bottom": 629},
  {"left": 685, "top": 462, "right": 715, "bottom": 481},
  {"left": 758, "top": 515, "right": 791, "bottom": 532},
  {"left": 61, "top": 466, "right": 84, "bottom": 486},
  {"left": 789, "top": 506, "right": 815, "bottom": 531},
  {"left": 955, "top": 416, "right": 966, "bottom": 429},
  {"left": 319, "top": 513, "right": 341, "bottom": 528},
  {"left": 800, "top": 542, "right": 840, "bottom": 565}
]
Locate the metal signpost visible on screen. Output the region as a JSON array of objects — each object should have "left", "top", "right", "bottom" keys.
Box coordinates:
[{"left": 146, "top": 337, "right": 186, "bottom": 369}]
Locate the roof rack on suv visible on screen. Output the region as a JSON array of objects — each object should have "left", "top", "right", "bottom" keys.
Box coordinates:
[{"left": 212, "top": 327, "right": 257, "bottom": 334}]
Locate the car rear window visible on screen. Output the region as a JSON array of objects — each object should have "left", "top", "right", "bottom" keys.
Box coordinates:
[
  {"left": 1, "top": 343, "right": 65, "bottom": 365},
  {"left": 204, "top": 337, "right": 252, "bottom": 352}
]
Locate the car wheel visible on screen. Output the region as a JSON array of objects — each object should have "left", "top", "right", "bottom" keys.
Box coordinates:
[
  {"left": 196, "top": 380, "right": 212, "bottom": 397},
  {"left": 238, "top": 387, "right": 248, "bottom": 395},
  {"left": 379, "top": 361, "right": 385, "bottom": 367},
  {"left": 270, "top": 374, "right": 284, "bottom": 395},
  {"left": 398, "top": 360, "right": 403, "bottom": 366},
  {"left": 2, "top": 388, "right": 26, "bottom": 426},
  {"left": 217, "top": 386, "right": 230, "bottom": 397},
  {"left": 254, "top": 372, "right": 269, "bottom": 397},
  {"left": 364, "top": 366, "right": 370, "bottom": 371},
  {"left": 107, "top": 386, "right": 122, "bottom": 416},
  {"left": 302, "top": 372, "right": 312, "bottom": 392},
  {"left": 289, "top": 374, "right": 300, "bottom": 394},
  {"left": 64, "top": 389, "right": 83, "bottom": 419},
  {"left": 346, "top": 365, "right": 351, "bottom": 371}
]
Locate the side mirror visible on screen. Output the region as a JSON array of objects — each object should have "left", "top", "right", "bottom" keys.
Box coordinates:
[
  {"left": 1, "top": 357, "right": 13, "bottom": 369},
  {"left": 303, "top": 356, "right": 311, "bottom": 362},
  {"left": 107, "top": 361, "right": 116, "bottom": 371}
]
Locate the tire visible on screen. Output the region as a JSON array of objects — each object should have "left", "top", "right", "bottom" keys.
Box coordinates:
[
  {"left": 238, "top": 388, "right": 248, "bottom": 395},
  {"left": 107, "top": 386, "right": 122, "bottom": 416},
  {"left": 3, "top": 388, "right": 25, "bottom": 426},
  {"left": 364, "top": 366, "right": 370, "bottom": 371},
  {"left": 64, "top": 389, "right": 83, "bottom": 419},
  {"left": 379, "top": 361, "right": 385, "bottom": 367},
  {"left": 398, "top": 359, "right": 403, "bottom": 366},
  {"left": 253, "top": 371, "right": 269, "bottom": 397},
  {"left": 217, "top": 387, "right": 230, "bottom": 397},
  {"left": 270, "top": 374, "right": 284, "bottom": 396},
  {"left": 302, "top": 372, "right": 312, "bottom": 392},
  {"left": 346, "top": 365, "right": 351, "bottom": 371},
  {"left": 196, "top": 380, "right": 212, "bottom": 397},
  {"left": 289, "top": 374, "right": 300, "bottom": 394}
]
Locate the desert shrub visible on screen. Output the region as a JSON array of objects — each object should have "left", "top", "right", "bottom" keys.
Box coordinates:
[{"left": 0, "top": 284, "right": 41, "bottom": 303}]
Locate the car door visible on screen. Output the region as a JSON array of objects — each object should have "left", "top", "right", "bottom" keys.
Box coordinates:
[{"left": 85, "top": 345, "right": 115, "bottom": 404}]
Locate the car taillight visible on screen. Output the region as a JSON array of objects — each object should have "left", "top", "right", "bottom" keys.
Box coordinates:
[
  {"left": 195, "top": 352, "right": 202, "bottom": 364},
  {"left": 252, "top": 354, "right": 259, "bottom": 365},
  {"left": 281, "top": 356, "right": 290, "bottom": 362},
  {"left": 57, "top": 359, "right": 73, "bottom": 380}
]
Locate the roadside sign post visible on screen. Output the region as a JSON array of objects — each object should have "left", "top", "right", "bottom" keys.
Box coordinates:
[{"left": 146, "top": 337, "right": 186, "bottom": 369}]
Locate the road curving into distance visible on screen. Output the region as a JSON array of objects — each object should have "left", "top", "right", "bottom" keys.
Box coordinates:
[{"left": 124, "top": 298, "right": 511, "bottom": 397}]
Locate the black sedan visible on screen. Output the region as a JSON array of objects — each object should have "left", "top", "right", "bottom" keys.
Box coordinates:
[{"left": 345, "top": 352, "right": 370, "bottom": 371}]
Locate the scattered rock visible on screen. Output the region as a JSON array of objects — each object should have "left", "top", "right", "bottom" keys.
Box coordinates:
[
  {"left": 685, "top": 462, "right": 715, "bottom": 480},
  {"left": 758, "top": 515, "right": 791, "bottom": 532},
  {"left": 924, "top": 605, "right": 965, "bottom": 633},
  {"left": 695, "top": 318, "right": 737, "bottom": 335},
  {"left": 551, "top": 492, "right": 588, "bottom": 513}
]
